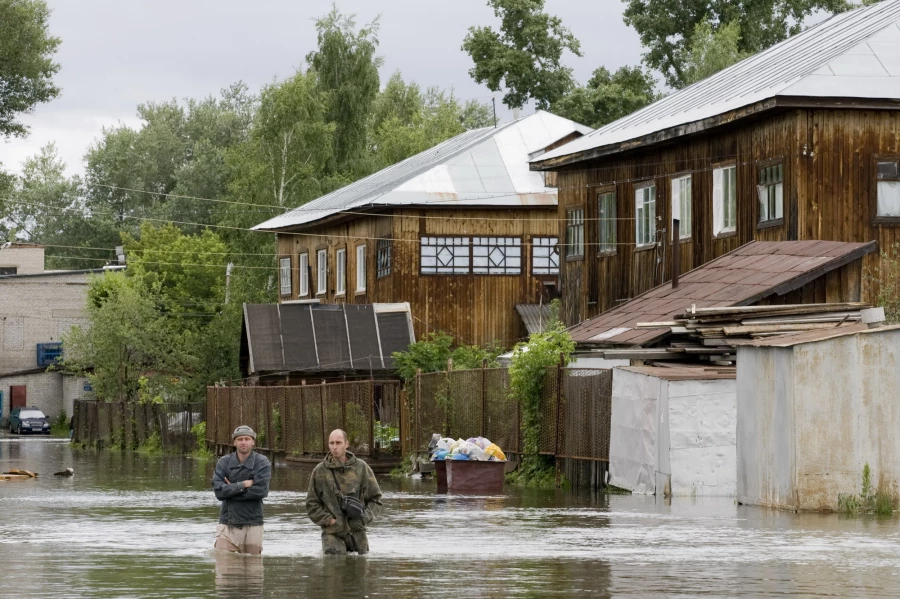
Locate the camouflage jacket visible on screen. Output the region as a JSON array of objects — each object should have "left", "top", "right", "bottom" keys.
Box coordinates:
[{"left": 306, "top": 452, "right": 383, "bottom": 535}]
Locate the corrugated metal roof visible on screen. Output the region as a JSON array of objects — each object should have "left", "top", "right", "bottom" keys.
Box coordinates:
[
  {"left": 515, "top": 304, "right": 553, "bottom": 335},
  {"left": 536, "top": 0, "right": 900, "bottom": 166},
  {"left": 568, "top": 240, "right": 877, "bottom": 346},
  {"left": 253, "top": 111, "right": 591, "bottom": 231},
  {"left": 241, "top": 302, "right": 415, "bottom": 374}
]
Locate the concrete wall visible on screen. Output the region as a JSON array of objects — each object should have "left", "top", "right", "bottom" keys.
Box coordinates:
[
  {"left": 737, "top": 327, "right": 900, "bottom": 511},
  {"left": 0, "top": 246, "right": 45, "bottom": 275},
  {"left": 0, "top": 372, "right": 91, "bottom": 424},
  {"left": 0, "top": 272, "right": 91, "bottom": 373},
  {"left": 610, "top": 368, "right": 737, "bottom": 496}
]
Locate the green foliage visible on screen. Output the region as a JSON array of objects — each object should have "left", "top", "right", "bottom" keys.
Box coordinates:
[
  {"left": 623, "top": 0, "right": 851, "bottom": 89},
  {"left": 0, "top": 0, "right": 61, "bottom": 138},
  {"left": 51, "top": 409, "right": 69, "bottom": 438},
  {"left": 682, "top": 21, "right": 750, "bottom": 86},
  {"left": 505, "top": 455, "right": 563, "bottom": 489},
  {"left": 137, "top": 431, "right": 163, "bottom": 455},
  {"left": 374, "top": 420, "right": 399, "bottom": 449},
  {"left": 867, "top": 243, "right": 900, "bottom": 322},
  {"left": 392, "top": 331, "right": 504, "bottom": 384},
  {"left": 552, "top": 65, "right": 659, "bottom": 129},
  {"left": 463, "top": 0, "right": 582, "bottom": 109},
  {"left": 837, "top": 463, "right": 897, "bottom": 515},
  {"left": 191, "top": 422, "right": 214, "bottom": 459},
  {"left": 508, "top": 324, "right": 574, "bottom": 455}
]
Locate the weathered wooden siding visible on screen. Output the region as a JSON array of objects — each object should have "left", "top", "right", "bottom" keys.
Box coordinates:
[
  {"left": 277, "top": 207, "right": 559, "bottom": 347},
  {"left": 556, "top": 107, "right": 899, "bottom": 327}
]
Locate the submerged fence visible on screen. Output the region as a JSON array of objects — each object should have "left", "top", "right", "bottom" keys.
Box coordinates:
[
  {"left": 73, "top": 400, "right": 205, "bottom": 453},
  {"left": 412, "top": 367, "right": 613, "bottom": 462},
  {"left": 206, "top": 381, "right": 402, "bottom": 457}
]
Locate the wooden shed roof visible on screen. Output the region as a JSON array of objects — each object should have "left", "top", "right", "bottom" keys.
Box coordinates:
[{"left": 568, "top": 240, "right": 877, "bottom": 346}]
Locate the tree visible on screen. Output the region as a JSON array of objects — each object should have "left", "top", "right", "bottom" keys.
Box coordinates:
[
  {"left": 552, "top": 65, "right": 659, "bottom": 128},
  {"left": 307, "top": 6, "right": 382, "bottom": 175},
  {"left": 462, "top": 0, "right": 582, "bottom": 110},
  {"left": 0, "top": 0, "right": 61, "bottom": 138},
  {"left": 682, "top": 21, "right": 749, "bottom": 86},
  {"left": 623, "top": 0, "right": 851, "bottom": 89}
]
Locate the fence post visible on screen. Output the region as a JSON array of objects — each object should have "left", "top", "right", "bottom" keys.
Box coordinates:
[
  {"left": 481, "top": 359, "right": 487, "bottom": 437},
  {"left": 265, "top": 387, "right": 272, "bottom": 452},
  {"left": 320, "top": 381, "right": 327, "bottom": 453},
  {"left": 554, "top": 353, "right": 564, "bottom": 487},
  {"left": 369, "top": 380, "right": 375, "bottom": 458},
  {"left": 415, "top": 368, "right": 422, "bottom": 454},
  {"left": 300, "top": 381, "right": 307, "bottom": 454},
  {"left": 445, "top": 358, "right": 453, "bottom": 438},
  {"left": 399, "top": 388, "right": 408, "bottom": 457}
]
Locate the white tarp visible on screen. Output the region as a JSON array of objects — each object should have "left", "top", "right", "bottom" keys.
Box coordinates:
[{"left": 609, "top": 370, "right": 659, "bottom": 494}]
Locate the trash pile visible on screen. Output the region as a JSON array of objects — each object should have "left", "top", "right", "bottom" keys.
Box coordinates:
[{"left": 431, "top": 436, "right": 507, "bottom": 462}]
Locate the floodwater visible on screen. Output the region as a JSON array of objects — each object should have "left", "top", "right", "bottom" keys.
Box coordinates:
[{"left": 2, "top": 437, "right": 900, "bottom": 598}]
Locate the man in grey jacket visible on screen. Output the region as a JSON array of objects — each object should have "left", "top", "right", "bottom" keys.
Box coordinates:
[{"left": 212, "top": 425, "right": 271, "bottom": 555}]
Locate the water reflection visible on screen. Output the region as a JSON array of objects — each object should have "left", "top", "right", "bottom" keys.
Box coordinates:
[{"left": 1, "top": 435, "right": 900, "bottom": 598}]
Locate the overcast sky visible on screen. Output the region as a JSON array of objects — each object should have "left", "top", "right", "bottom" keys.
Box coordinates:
[{"left": 0, "top": 0, "right": 644, "bottom": 176}]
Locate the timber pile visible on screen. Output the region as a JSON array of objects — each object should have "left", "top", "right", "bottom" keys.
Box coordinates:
[{"left": 599, "top": 303, "right": 872, "bottom": 366}]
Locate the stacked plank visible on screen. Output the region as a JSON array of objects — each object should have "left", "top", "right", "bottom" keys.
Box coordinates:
[{"left": 599, "top": 303, "right": 871, "bottom": 365}]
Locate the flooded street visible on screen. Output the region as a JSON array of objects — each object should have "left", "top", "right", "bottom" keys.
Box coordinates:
[{"left": 2, "top": 436, "right": 900, "bottom": 597}]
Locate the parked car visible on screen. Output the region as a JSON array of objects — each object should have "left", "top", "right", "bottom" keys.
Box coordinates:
[{"left": 9, "top": 407, "right": 51, "bottom": 435}]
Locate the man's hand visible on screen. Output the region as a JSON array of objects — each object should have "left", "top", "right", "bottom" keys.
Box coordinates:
[
  {"left": 243, "top": 479, "right": 254, "bottom": 489},
  {"left": 328, "top": 518, "right": 336, "bottom": 526}
]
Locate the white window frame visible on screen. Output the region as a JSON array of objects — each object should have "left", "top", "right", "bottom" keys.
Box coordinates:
[
  {"left": 335, "top": 248, "right": 346, "bottom": 296},
  {"left": 532, "top": 237, "right": 559, "bottom": 275},
  {"left": 713, "top": 165, "right": 737, "bottom": 236},
  {"left": 635, "top": 183, "right": 656, "bottom": 247},
  {"left": 598, "top": 191, "right": 616, "bottom": 254},
  {"left": 356, "top": 245, "right": 366, "bottom": 292},
  {"left": 473, "top": 237, "right": 522, "bottom": 275},
  {"left": 299, "top": 252, "right": 309, "bottom": 297},
  {"left": 671, "top": 175, "right": 691, "bottom": 240},
  {"left": 876, "top": 159, "right": 900, "bottom": 218},
  {"left": 316, "top": 249, "right": 327, "bottom": 295},
  {"left": 757, "top": 164, "right": 784, "bottom": 223},
  {"left": 279, "top": 257, "right": 292, "bottom": 297},
  {"left": 420, "top": 237, "right": 470, "bottom": 274}
]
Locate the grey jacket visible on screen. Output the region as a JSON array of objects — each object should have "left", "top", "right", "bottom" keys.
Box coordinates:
[{"left": 212, "top": 451, "right": 271, "bottom": 526}]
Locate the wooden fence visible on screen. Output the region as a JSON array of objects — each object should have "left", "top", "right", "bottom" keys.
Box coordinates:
[
  {"left": 72, "top": 400, "right": 205, "bottom": 453},
  {"left": 206, "top": 381, "right": 402, "bottom": 457}
]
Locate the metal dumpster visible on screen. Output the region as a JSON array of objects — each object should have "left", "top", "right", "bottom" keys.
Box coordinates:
[
  {"left": 434, "top": 459, "right": 448, "bottom": 493},
  {"left": 445, "top": 459, "right": 505, "bottom": 493}
]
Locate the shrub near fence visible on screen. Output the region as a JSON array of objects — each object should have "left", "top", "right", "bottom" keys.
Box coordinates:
[
  {"left": 72, "top": 400, "right": 205, "bottom": 453},
  {"left": 411, "top": 367, "right": 612, "bottom": 462},
  {"left": 207, "top": 381, "right": 402, "bottom": 457}
]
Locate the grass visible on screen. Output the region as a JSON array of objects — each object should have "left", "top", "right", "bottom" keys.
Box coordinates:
[{"left": 837, "top": 463, "right": 897, "bottom": 515}]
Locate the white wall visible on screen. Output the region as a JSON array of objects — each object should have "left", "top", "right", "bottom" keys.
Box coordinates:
[
  {"left": 610, "top": 368, "right": 660, "bottom": 494},
  {"left": 0, "top": 371, "right": 63, "bottom": 423}
]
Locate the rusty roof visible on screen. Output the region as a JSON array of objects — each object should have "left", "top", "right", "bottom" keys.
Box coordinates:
[{"left": 569, "top": 240, "right": 877, "bottom": 346}]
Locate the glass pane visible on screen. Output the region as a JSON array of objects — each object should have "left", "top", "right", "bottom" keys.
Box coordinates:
[
  {"left": 878, "top": 181, "right": 900, "bottom": 216},
  {"left": 775, "top": 183, "right": 783, "bottom": 219},
  {"left": 877, "top": 161, "right": 899, "bottom": 179}
]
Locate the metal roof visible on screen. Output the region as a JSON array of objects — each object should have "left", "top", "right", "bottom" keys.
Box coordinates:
[
  {"left": 568, "top": 240, "right": 877, "bottom": 346},
  {"left": 240, "top": 302, "right": 415, "bottom": 375},
  {"left": 253, "top": 111, "right": 591, "bottom": 231},
  {"left": 515, "top": 304, "right": 554, "bottom": 335},
  {"left": 535, "top": 0, "right": 900, "bottom": 167}
]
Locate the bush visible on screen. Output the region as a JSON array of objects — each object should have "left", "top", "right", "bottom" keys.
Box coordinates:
[{"left": 191, "top": 422, "right": 213, "bottom": 458}]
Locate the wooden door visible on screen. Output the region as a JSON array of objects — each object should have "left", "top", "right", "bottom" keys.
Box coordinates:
[{"left": 10, "top": 386, "right": 26, "bottom": 410}]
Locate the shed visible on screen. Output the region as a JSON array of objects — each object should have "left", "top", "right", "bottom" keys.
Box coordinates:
[
  {"left": 240, "top": 302, "right": 415, "bottom": 382},
  {"left": 736, "top": 324, "right": 900, "bottom": 511},
  {"left": 610, "top": 366, "right": 737, "bottom": 496}
]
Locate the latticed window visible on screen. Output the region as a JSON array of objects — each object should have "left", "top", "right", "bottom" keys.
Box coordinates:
[
  {"left": 671, "top": 176, "right": 691, "bottom": 239},
  {"left": 532, "top": 237, "right": 559, "bottom": 275},
  {"left": 598, "top": 192, "right": 616, "bottom": 253},
  {"left": 635, "top": 184, "right": 656, "bottom": 246},
  {"left": 420, "top": 237, "right": 470, "bottom": 274},
  {"left": 757, "top": 164, "right": 783, "bottom": 223},
  {"left": 377, "top": 239, "right": 392, "bottom": 278},
  {"left": 566, "top": 208, "right": 584, "bottom": 258},
  {"left": 472, "top": 237, "right": 522, "bottom": 275},
  {"left": 279, "top": 257, "right": 291, "bottom": 296},
  {"left": 714, "top": 165, "right": 737, "bottom": 235}
]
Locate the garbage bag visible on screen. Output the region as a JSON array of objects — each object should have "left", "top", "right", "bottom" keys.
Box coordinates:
[
  {"left": 451, "top": 452, "right": 470, "bottom": 460},
  {"left": 468, "top": 447, "right": 487, "bottom": 461},
  {"left": 484, "top": 443, "right": 506, "bottom": 461},
  {"left": 436, "top": 437, "right": 455, "bottom": 451},
  {"left": 432, "top": 449, "right": 449, "bottom": 461}
]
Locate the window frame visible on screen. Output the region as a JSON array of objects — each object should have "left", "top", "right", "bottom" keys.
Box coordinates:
[
  {"left": 316, "top": 248, "right": 327, "bottom": 296},
  {"left": 298, "top": 252, "right": 309, "bottom": 297},
  {"left": 376, "top": 239, "right": 392, "bottom": 278},
  {"left": 565, "top": 206, "right": 585, "bottom": 261},
  {"left": 278, "top": 256, "right": 292, "bottom": 297},
  {"left": 532, "top": 237, "right": 560, "bottom": 275},
  {"left": 355, "top": 244, "right": 366, "bottom": 293},
  {"left": 713, "top": 163, "right": 737, "bottom": 238},
  {"left": 634, "top": 181, "right": 657, "bottom": 249},
  {"left": 420, "top": 236, "right": 471, "bottom": 275},
  {"left": 757, "top": 161, "right": 784, "bottom": 228},
  {"left": 670, "top": 175, "right": 692, "bottom": 242},
  {"left": 597, "top": 189, "right": 617, "bottom": 255},
  {"left": 874, "top": 155, "right": 900, "bottom": 224},
  {"left": 335, "top": 247, "right": 346, "bottom": 296}
]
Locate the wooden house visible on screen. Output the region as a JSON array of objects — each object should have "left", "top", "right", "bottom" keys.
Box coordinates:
[
  {"left": 253, "top": 111, "right": 590, "bottom": 347},
  {"left": 530, "top": 1, "right": 900, "bottom": 327}
]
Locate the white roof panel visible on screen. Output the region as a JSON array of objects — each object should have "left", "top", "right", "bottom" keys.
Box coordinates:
[{"left": 535, "top": 0, "right": 900, "bottom": 166}]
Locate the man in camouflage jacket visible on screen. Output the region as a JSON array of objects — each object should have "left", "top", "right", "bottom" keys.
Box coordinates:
[{"left": 306, "top": 429, "right": 383, "bottom": 555}]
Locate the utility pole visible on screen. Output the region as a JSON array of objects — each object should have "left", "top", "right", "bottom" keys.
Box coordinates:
[
  {"left": 492, "top": 97, "right": 497, "bottom": 128},
  {"left": 225, "top": 263, "right": 234, "bottom": 304}
]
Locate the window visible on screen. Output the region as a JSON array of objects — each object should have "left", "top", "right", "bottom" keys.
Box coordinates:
[
  {"left": 317, "top": 249, "right": 327, "bottom": 295},
  {"left": 713, "top": 165, "right": 737, "bottom": 235},
  {"left": 757, "top": 164, "right": 783, "bottom": 223},
  {"left": 377, "top": 239, "right": 392, "bottom": 278},
  {"left": 635, "top": 184, "right": 656, "bottom": 246},
  {"left": 473, "top": 237, "right": 522, "bottom": 274},
  {"left": 0, "top": 267, "right": 16, "bottom": 276},
  {"left": 566, "top": 208, "right": 584, "bottom": 258},
  {"left": 279, "top": 257, "right": 291, "bottom": 296},
  {"left": 598, "top": 192, "right": 616, "bottom": 253},
  {"left": 36, "top": 342, "right": 63, "bottom": 367},
  {"left": 299, "top": 253, "right": 309, "bottom": 297},
  {"left": 877, "top": 159, "right": 900, "bottom": 217},
  {"left": 336, "top": 248, "right": 346, "bottom": 295},
  {"left": 532, "top": 237, "right": 559, "bottom": 275},
  {"left": 671, "top": 176, "right": 691, "bottom": 239},
  {"left": 356, "top": 245, "right": 366, "bottom": 292},
  {"left": 421, "top": 237, "right": 470, "bottom": 274}
]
